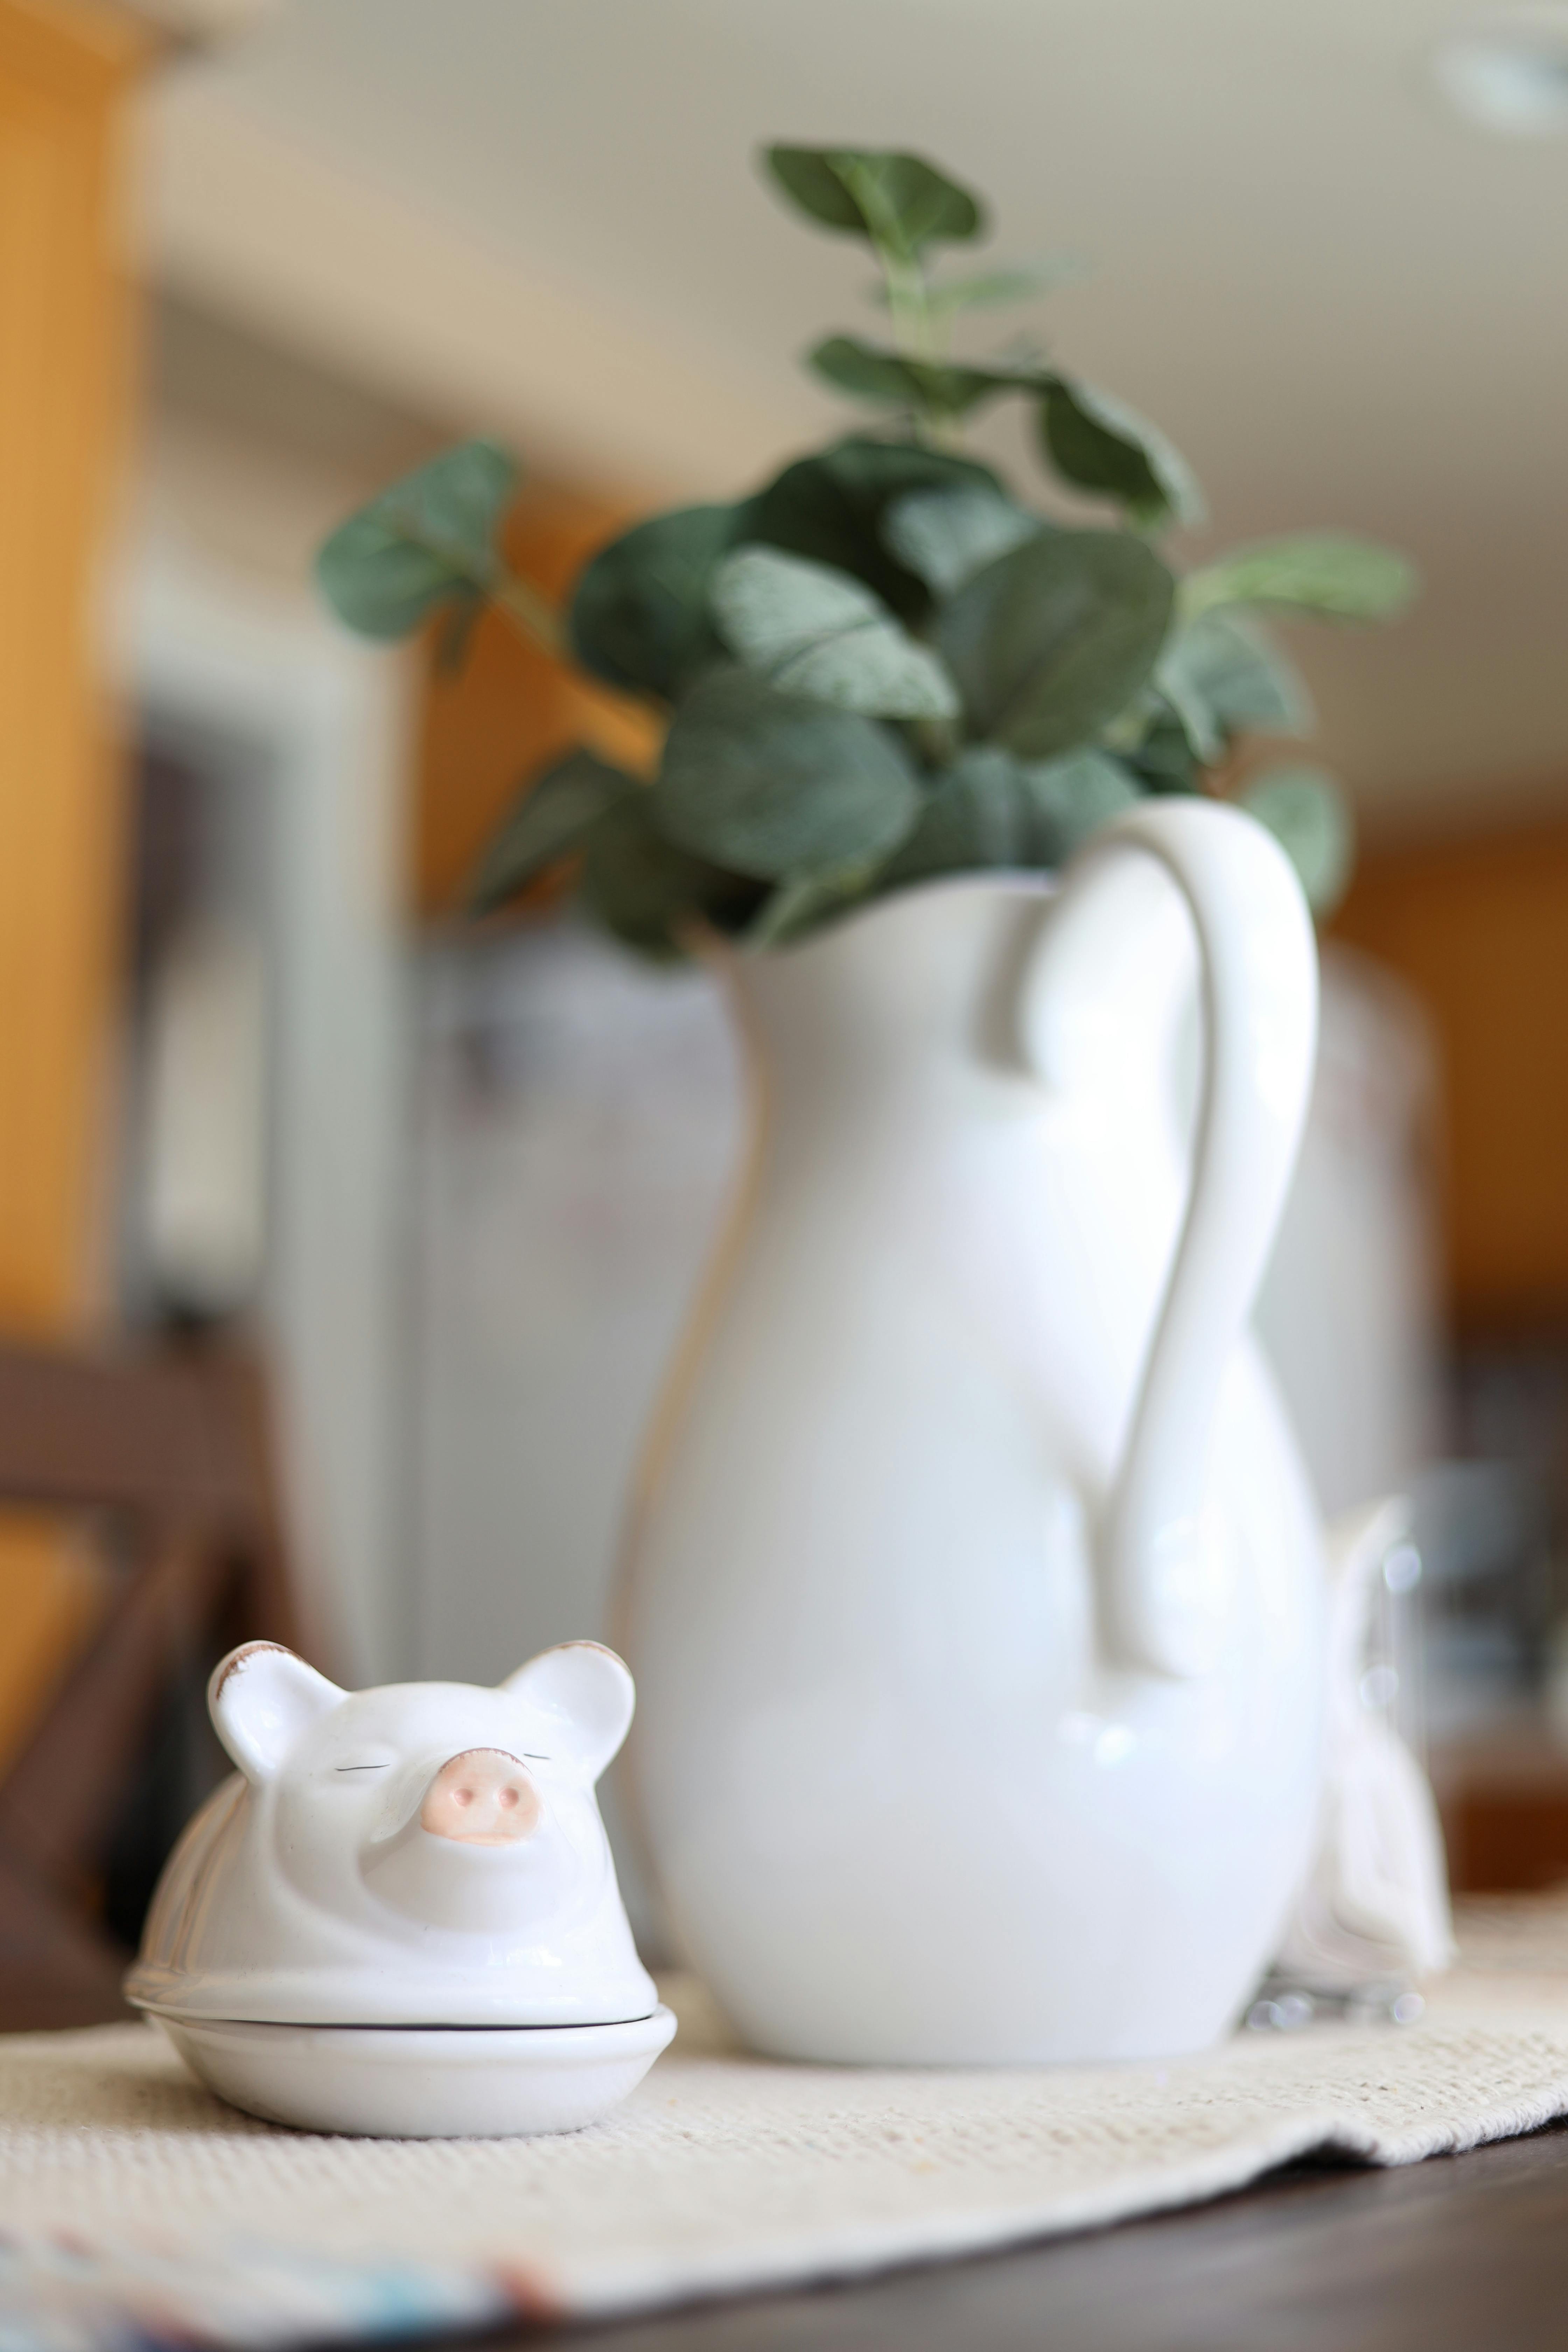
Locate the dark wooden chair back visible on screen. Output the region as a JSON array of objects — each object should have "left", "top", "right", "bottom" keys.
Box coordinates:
[{"left": 0, "top": 1342, "right": 301, "bottom": 2026}]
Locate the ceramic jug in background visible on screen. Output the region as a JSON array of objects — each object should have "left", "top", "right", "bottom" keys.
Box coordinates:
[{"left": 616, "top": 799, "right": 1326, "bottom": 2064}]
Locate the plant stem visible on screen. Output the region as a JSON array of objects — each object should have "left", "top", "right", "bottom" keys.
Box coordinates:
[
  {"left": 913, "top": 714, "right": 960, "bottom": 767},
  {"left": 493, "top": 572, "right": 565, "bottom": 658},
  {"left": 874, "top": 242, "right": 954, "bottom": 448},
  {"left": 834, "top": 156, "right": 966, "bottom": 449},
  {"left": 394, "top": 507, "right": 568, "bottom": 660},
  {"left": 881, "top": 248, "right": 936, "bottom": 361},
  {"left": 869, "top": 230, "right": 971, "bottom": 450},
  {"left": 491, "top": 571, "right": 668, "bottom": 729}
]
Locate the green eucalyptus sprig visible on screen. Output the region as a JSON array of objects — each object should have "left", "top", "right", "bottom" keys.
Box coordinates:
[
  {"left": 769, "top": 145, "right": 1202, "bottom": 526},
  {"left": 316, "top": 144, "right": 1416, "bottom": 957}
]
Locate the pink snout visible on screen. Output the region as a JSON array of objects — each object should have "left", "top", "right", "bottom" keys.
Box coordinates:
[{"left": 419, "top": 1750, "right": 541, "bottom": 1846}]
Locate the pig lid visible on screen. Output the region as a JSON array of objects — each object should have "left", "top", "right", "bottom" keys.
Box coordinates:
[{"left": 209, "top": 1639, "right": 636, "bottom": 1784}]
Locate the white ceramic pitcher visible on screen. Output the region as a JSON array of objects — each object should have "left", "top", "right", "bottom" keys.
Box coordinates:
[{"left": 617, "top": 799, "right": 1326, "bottom": 2064}]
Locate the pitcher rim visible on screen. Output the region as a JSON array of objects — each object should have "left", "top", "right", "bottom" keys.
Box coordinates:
[{"left": 744, "top": 865, "right": 1060, "bottom": 963}]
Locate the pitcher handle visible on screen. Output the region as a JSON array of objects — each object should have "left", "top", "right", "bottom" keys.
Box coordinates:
[{"left": 1035, "top": 798, "right": 1318, "bottom": 1679}]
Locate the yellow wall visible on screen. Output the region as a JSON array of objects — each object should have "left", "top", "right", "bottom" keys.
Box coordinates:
[{"left": 0, "top": 0, "right": 147, "bottom": 1757}]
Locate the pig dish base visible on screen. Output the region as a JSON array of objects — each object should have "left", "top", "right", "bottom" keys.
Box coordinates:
[{"left": 150, "top": 2007, "right": 677, "bottom": 2139}]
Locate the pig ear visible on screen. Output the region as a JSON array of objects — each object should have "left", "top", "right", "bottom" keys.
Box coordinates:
[
  {"left": 209, "top": 1643, "right": 344, "bottom": 1782},
  {"left": 502, "top": 1642, "right": 634, "bottom": 1779}
]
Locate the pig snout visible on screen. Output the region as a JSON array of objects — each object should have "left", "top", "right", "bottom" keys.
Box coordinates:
[{"left": 419, "top": 1750, "right": 541, "bottom": 1846}]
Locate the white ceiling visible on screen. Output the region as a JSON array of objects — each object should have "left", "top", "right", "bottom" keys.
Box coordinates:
[{"left": 148, "top": 0, "right": 1568, "bottom": 832}]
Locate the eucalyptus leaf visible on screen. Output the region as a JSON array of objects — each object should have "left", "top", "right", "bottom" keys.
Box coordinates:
[
  {"left": 1184, "top": 534, "right": 1418, "bottom": 623},
  {"left": 882, "top": 484, "right": 1042, "bottom": 597},
  {"left": 655, "top": 666, "right": 921, "bottom": 880},
  {"left": 570, "top": 504, "right": 743, "bottom": 699},
  {"left": 877, "top": 750, "right": 1022, "bottom": 885},
  {"left": 810, "top": 337, "right": 1018, "bottom": 419},
  {"left": 1239, "top": 766, "right": 1354, "bottom": 916},
  {"left": 1013, "top": 747, "right": 1141, "bottom": 858},
  {"left": 1115, "top": 703, "right": 1203, "bottom": 795},
  {"left": 316, "top": 440, "right": 517, "bottom": 639},
  {"left": 807, "top": 349, "right": 1204, "bottom": 545},
  {"left": 879, "top": 746, "right": 1138, "bottom": 889},
  {"left": 711, "top": 545, "right": 958, "bottom": 719},
  {"left": 468, "top": 749, "right": 637, "bottom": 915},
  {"left": 1157, "top": 611, "right": 1312, "bottom": 758},
  {"left": 746, "top": 862, "right": 884, "bottom": 950},
  {"left": 938, "top": 529, "right": 1176, "bottom": 759},
  {"left": 748, "top": 434, "right": 1007, "bottom": 621},
  {"left": 580, "top": 793, "right": 765, "bottom": 961},
  {"left": 764, "top": 145, "right": 984, "bottom": 254},
  {"left": 1038, "top": 379, "right": 1205, "bottom": 529},
  {"left": 1150, "top": 662, "right": 1217, "bottom": 765}
]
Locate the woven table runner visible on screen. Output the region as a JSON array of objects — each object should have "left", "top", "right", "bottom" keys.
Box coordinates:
[{"left": 6, "top": 1903, "right": 1568, "bottom": 2350}]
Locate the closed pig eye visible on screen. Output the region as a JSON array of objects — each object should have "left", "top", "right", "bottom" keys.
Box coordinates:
[{"left": 333, "top": 1762, "right": 391, "bottom": 1774}]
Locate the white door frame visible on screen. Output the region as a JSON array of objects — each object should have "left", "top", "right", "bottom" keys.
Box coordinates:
[{"left": 122, "top": 535, "right": 415, "bottom": 1684}]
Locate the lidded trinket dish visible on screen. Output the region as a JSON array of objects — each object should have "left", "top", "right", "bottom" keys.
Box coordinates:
[{"left": 126, "top": 1639, "right": 674, "bottom": 2137}]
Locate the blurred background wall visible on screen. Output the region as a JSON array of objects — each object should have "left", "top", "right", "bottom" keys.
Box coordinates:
[{"left": 7, "top": 0, "right": 1568, "bottom": 1895}]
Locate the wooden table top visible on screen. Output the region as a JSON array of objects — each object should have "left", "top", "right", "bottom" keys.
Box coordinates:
[{"left": 557, "top": 2122, "right": 1568, "bottom": 2352}]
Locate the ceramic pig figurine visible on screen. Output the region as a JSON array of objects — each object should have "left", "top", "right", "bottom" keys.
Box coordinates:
[{"left": 127, "top": 1640, "right": 674, "bottom": 2137}]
